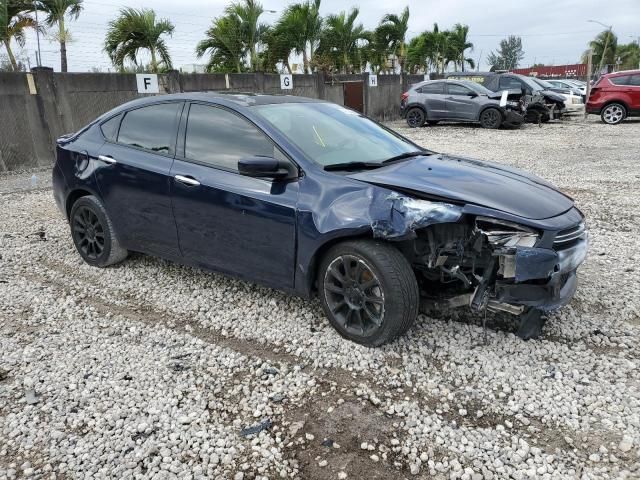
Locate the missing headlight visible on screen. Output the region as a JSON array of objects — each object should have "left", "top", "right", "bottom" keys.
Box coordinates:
[{"left": 475, "top": 216, "right": 539, "bottom": 248}]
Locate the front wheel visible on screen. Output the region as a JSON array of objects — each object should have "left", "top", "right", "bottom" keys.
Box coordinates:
[
  {"left": 601, "top": 103, "right": 626, "bottom": 125},
  {"left": 405, "top": 107, "right": 425, "bottom": 128},
  {"left": 318, "top": 240, "right": 419, "bottom": 347},
  {"left": 479, "top": 108, "right": 502, "bottom": 129}
]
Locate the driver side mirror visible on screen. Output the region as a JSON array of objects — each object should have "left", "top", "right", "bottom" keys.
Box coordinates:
[
  {"left": 238, "top": 156, "right": 291, "bottom": 180},
  {"left": 467, "top": 91, "right": 478, "bottom": 98}
]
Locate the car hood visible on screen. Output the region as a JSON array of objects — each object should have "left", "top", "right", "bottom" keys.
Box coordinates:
[{"left": 348, "top": 154, "right": 574, "bottom": 220}]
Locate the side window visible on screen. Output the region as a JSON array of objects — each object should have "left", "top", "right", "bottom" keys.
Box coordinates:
[
  {"left": 117, "top": 103, "right": 181, "bottom": 154},
  {"left": 499, "top": 76, "right": 522, "bottom": 90},
  {"left": 419, "top": 82, "right": 445, "bottom": 94},
  {"left": 447, "top": 84, "right": 472, "bottom": 96},
  {"left": 628, "top": 75, "right": 640, "bottom": 86},
  {"left": 185, "top": 104, "right": 276, "bottom": 171},
  {"left": 100, "top": 113, "right": 122, "bottom": 142},
  {"left": 610, "top": 75, "right": 630, "bottom": 86}
]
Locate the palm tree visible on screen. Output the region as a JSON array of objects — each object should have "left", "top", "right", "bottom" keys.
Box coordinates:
[
  {"left": 320, "top": 8, "right": 367, "bottom": 74},
  {"left": 449, "top": 23, "right": 474, "bottom": 71},
  {"left": 1, "top": 1, "right": 39, "bottom": 71},
  {"left": 275, "top": 0, "right": 322, "bottom": 73},
  {"left": 227, "top": 0, "right": 268, "bottom": 72},
  {"left": 406, "top": 24, "right": 449, "bottom": 74},
  {"left": 104, "top": 8, "right": 174, "bottom": 73},
  {"left": 617, "top": 41, "right": 640, "bottom": 70},
  {"left": 377, "top": 6, "right": 409, "bottom": 74},
  {"left": 582, "top": 30, "right": 618, "bottom": 72},
  {"left": 196, "top": 14, "right": 246, "bottom": 73},
  {"left": 36, "top": 0, "right": 83, "bottom": 72}
]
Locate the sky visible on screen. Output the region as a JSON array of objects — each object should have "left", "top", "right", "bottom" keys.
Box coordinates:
[{"left": 12, "top": 0, "right": 640, "bottom": 72}]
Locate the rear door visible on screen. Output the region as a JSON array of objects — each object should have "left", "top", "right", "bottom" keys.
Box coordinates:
[
  {"left": 445, "top": 83, "right": 480, "bottom": 120},
  {"left": 417, "top": 82, "right": 448, "bottom": 119},
  {"left": 95, "top": 102, "right": 183, "bottom": 257},
  {"left": 627, "top": 74, "right": 640, "bottom": 111},
  {"left": 169, "top": 103, "right": 298, "bottom": 287}
]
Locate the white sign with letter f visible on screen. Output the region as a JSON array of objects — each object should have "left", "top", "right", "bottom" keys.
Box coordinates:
[{"left": 136, "top": 74, "right": 159, "bottom": 94}]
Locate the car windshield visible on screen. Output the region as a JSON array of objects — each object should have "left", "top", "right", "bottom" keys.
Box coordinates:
[
  {"left": 463, "top": 81, "right": 495, "bottom": 95},
  {"left": 532, "top": 78, "right": 555, "bottom": 88},
  {"left": 519, "top": 76, "right": 544, "bottom": 91},
  {"left": 252, "top": 102, "right": 419, "bottom": 167}
]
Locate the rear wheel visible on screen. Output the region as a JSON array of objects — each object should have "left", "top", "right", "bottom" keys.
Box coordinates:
[
  {"left": 601, "top": 103, "right": 626, "bottom": 125},
  {"left": 479, "top": 108, "right": 502, "bottom": 129},
  {"left": 318, "top": 240, "right": 419, "bottom": 347},
  {"left": 70, "top": 195, "right": 128, "bottom": 267},
  {"left": 406, "top": 107, "right": 425, "bottom": 128}
]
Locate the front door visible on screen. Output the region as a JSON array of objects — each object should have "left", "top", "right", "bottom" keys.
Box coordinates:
[
  {"left": 170, "top": 103, "right": 298, "bottom": 288},
  {"left": 445, "top": 83, "right": 480, "bottom": 120},
  {"left": 94, "top": 102, "right": 183, "bottom": 258},
  {"left": 343, "top": 81, "right": 364, "bottom": 113}
]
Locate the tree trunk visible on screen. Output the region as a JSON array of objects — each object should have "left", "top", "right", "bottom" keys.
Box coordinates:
[
  {"left": 59, "top": 18, "right": 68, "bottom": 72},
  {"left": 3, "top": 40, "right": 18, "bottom": 71},
  {"left": 150, "top": 49, "right": 158, "bottom": 73},
  {"left": 285, "top": 62, "right": 292, "bottom": 74},
  {"left": 302, "top": 49, "right": 309, "bottom": 74}
]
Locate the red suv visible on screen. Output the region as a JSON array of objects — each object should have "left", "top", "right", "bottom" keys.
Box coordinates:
[{"left": 587, "top": 70, "right": 640, "bottom": 124}]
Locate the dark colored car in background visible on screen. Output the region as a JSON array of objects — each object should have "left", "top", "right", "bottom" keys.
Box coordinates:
[
  {"left": 400, "top": 79, "right": 525, "bottom": 129},
  {"left": 52, "top": 93, "right": 588, "bottom": 346},
  {"left": 447, "top": 71, "right": 567, "bottom": 122},
  {"left": 587, "top": 70, "right": 640, "bottom": 124}
]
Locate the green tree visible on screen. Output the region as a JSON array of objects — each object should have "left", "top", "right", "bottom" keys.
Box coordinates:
[
  {"left": 196, "top": 14, "right": 246, "bottom": 73},
  {"left": 449, "top": 23, "right": 474, "bottom": 71},
  {"left": 104, "top": 8, "right": 174, "bottom": 73},
  {"left": 377, "top": 6, "right": 410, "bottom": 74},
  {"left": 227, "top": 0, "right": 269, "bottom": 72},
  {"left": 406, "top": 24, "right": 452, "bottom": 74},
  {"left": 0, "top": 0, "right": 38, "bottom": 71},
  {"left": 486, "top": 35, "right": 524, "bottom": 70},
  {"left": 319, "top": 8, "right": 368, "bottom": 74},
  {"left": 36, "top": 0, "right": 83, "bottom": 72},
  {"left": 581, "top": 30, "right": 617, "bottom": 72},
  {"left": 273, "top": 0, "right": 322, "bottom": 73},
  {"left": 617, "top": 41, "right": 640, "bottom": 70}
]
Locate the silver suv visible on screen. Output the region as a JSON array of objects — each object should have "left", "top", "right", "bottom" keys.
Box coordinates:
[{"left": 400, "top": 79, "right": 525, "bottom": 129}]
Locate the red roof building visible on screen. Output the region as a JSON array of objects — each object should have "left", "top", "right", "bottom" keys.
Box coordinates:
[{"left": 511, "top": 64, "right": 587, "bottom": 78}]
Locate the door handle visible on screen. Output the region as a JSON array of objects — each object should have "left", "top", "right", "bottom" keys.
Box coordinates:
[
  {"left": 174, "top": 175, "right": 200, "bottom": 186},
  {"left": 98, "top": 155, "right": 116, "bottom": 164}
]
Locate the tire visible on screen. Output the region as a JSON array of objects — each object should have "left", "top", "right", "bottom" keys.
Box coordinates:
[
  {"left": 69, "top": 195, "right": 128, "bottom": 267},
  {"left": 405, "top": 107, "right": 425, "bottom": 128},
  {"left": 601, "top": 103, "right": 626, "bottom": 125},
  {"left": 479, "top": 108, "right": 502, "bottom": 129},
  {"left": 427, "top": 120, "right": 440, "bottom": 126},
  {"left": 318, "top": 240, "right": 419, "bottom": 347}
]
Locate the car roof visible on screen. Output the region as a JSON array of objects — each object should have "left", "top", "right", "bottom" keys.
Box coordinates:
[
  {"left": 606, "top": 69, "right": 640, "bottom": 76},
  {"left": 111, "top": 92, "right": 324, "bottom": 111}
]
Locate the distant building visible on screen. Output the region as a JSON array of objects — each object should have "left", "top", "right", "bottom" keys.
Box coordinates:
[
  {"left": 180, "top": 64, "right": 207, "bottom": 74},
  {"left": 511, "top": 64, "right": 587, "bottom": 78}
]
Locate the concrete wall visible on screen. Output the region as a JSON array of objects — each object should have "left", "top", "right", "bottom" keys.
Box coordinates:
[{"left": 0, "top": 70, "right": 407, "bottom": 172}]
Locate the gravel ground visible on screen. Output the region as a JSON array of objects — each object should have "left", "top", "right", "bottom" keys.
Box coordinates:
[{"left": 1, "top": 118, "right": 639, "bottom": 479}]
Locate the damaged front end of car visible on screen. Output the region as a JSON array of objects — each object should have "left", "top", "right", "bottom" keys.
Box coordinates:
[{"left": 370, "top": 192, "right": 588, "bottom": 323}]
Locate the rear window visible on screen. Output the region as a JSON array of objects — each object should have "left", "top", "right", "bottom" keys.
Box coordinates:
[
  {"left": 418, "top": 82, "right": 444, "bottom": 94},
  {"left": 610, "top": 75, "right": 631, "bottom": 86},
  {"left": 629, "top": 75, "right": 640, "bottom": 86},
  {"left": 100, "top": 114, "right": 122, "bottom": 142},
  {"left": 117, "top": 103, "right": 182, "bottom": 155}
]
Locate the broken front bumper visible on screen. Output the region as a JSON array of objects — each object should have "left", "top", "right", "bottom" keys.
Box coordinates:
[{"left": 493, "top": 236, "right": 588, "bottom": 311}]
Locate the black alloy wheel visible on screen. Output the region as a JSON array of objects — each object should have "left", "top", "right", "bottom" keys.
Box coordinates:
[
  {"left": 73, "top": 206, "right": 105, "bottom": 260},
  {"left": 323, "top": 254, "right": 385, "bottom": 336},
  {"left": 480, "top": 108, "right": 502, "bottom": 129},
  {"left": 69, "top": 195, "right": 128, "bottom": 267},
  {"left": 318, "top": 240, "right": 419, "bottom": 347},
  {"left": 406, "top": 107, "right": 425, "bottom": 128}
]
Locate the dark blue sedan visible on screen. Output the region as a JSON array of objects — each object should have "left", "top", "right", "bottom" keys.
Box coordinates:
[{"left": 52, "top": 93, "right": 588, "bottom": 345}]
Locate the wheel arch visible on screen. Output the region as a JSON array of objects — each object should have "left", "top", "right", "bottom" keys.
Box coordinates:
[
  {"left": 478, "top": 105, "right": 505, "bottom": 122},
  {"left": 602, "top": 99, "right": 629, "bottom": 113},
  {"left": 65, "top": 188, "right": 98, "bottom": 220}
]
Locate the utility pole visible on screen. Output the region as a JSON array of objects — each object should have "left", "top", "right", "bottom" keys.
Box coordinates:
[
  {"left": 584, "top": 49, "right": 593, "bottom": 121},
  {"left": 588, "top": 20, "right": 613, "bottom": 75},
  {"left": 33, "top": 0, "right": 42, "bottom": 67},
  {"left": 476, "top": 50, "right": 482, "bottom": 72}
]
